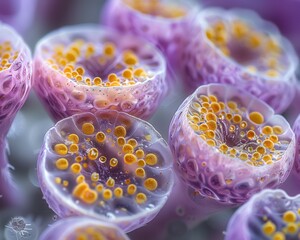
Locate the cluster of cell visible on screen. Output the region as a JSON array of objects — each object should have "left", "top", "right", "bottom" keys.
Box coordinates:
[
  {"left": 40, "top": 217, "right": 129, "bottom": 240},
  {"left": 225, "top": 189, "right": 300, "bottom": 240},
  {"left": 37, "top": 110, "right": 173, "bottom": 232},
  {"left": 181, "top": 8, "right": 298, "bottom": 113},
  {"left": 33, "top": 25, "right": 167, "bottom": 121},
  {"left": 169, "top": 84, "right": 295, "bottom": 204},
  {"left": 102, "top": 0, "right": 199, "bottom": 75}
]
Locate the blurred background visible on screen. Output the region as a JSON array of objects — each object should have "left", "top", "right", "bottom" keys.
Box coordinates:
[{"left": 1, "top": 0, "right": 300, "bottom": 239}]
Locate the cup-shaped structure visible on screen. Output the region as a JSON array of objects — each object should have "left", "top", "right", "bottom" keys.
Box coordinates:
[
  {"left": 182, "top": 8, "right": 298, "bottom": 113},
  {"left": 0, "top": 22, "right": 32, "bottom": 137},
  {"left": 102, "top": 0, "right": 199, "bottom": 74},
  {"left": 169, "top": 84, "right": 295, "bottom": 204},
  {"left": 40, "top": 217, "right": 129, "bottom": 240},
  {"left": 33, "top": 25, "right": 166, "bottom": 121},
  {"left": 37, "top": 110, "right": 173, "bottom": 232},
  {"left": 292, "top": 114, "right": 300, "bottom": 176},
  {"left": 0, "top": 22, "right": 32, "bottom": 206},
  {"left": 225, "top": 189, "right": 300, "bottom": 240}
]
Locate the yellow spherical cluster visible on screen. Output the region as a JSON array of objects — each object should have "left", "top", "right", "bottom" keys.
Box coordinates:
[
  {"left": 205, "top": 19, "right": 283, "bottom": 78},
  {"left": 187, "top": 93, "right": 286, "bottom": 166},
  {"left": 123, "top": 0, "right": 186, "bottom": 18},
  {"left": 45, "top": 39, "right": 148, "bottom": 87},
  {"left": 70, "top": 226, "right": 106, "bottom": 240},
  {"left": 261, "top": 209, "right": 300, "bottom": 239},
  {"left": 0, "top": 41, "right": 19, "bottom": 71},
  {"left": 53, "top": 122, "right": 160, "bottom": 206}
]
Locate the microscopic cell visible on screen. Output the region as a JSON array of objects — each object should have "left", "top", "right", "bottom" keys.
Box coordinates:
[
  {"left": 37, "top": 110, "right": 173, "bottom": 232},
  {"left": 169, "top": 83, "right": 295, "bottom": 204},
  {"left": 33, "top": 25, "right": 167, "bottom": 121},
  {"left": 40, "top": 216, "right": 129, "bottom": 240},
  {"left": 0, "top": 22, "right": 32, "bottom": 207},
  {"left": 292, "top": 114, "right": 300, "bottom": 176},
  {"left": 225, "top": 189, "right": 300, "bottom": 240},
  {"left": 102, "top": 0, "right": 199, "bottom": 76},
  {"left": 181, "top": 8, "right": 298, "bottom": 113}
]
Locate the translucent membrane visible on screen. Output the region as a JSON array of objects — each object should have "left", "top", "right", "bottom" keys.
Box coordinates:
[
  {"left": 33, "top": 24, "right": 166, "bottom": 121},
  {"left": 182, "top": 8, "right": 298, "bottom": 113},
  {"left": 0, "top": 22, "right": 32, "bottom": 207},
  {"left": 169, "top": 84, "right": 295, "bottom": 204},
  {"left": 292, "top": 114, "right": 300, "bottom": 176},
  {"left": 129, "top": 175, "right": 227, "bottom": 240},
  {"left": 37, "top": 110, "right": 173, "bottom": 232},
  {"left": 40, "top": 216, "right": 129, "bottom": 240},
  {"left": 102, "top": 0, "right": 199, "bottom": 77},
  {"left": 225, "top": 189, "right": 300, "bottom": 240}
]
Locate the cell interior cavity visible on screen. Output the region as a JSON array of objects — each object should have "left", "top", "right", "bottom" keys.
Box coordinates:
[
  {"left": 204, "top": 12, "right": 293, "bottom": 79},
  {"left": 0, "top": 40, "right": 19, "bottom": 72},
  {"left": 38, "top": 111, "right": 173, "bottom": 231},
  {"left": 38, "top": 27, "right": 164, "bottom": 88},
  {"left": 248, "top": 190, "right": 300, "bottom": 240},
  {"left": 187, "top": 85, "right": 291, "bottom": 167},
  {"left": 123, "top": 0, "right": 187, "bottom": 19}
]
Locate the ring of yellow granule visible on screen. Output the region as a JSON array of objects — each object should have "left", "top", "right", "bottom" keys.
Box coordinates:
[
  {"left": 53, "top": 122, "right": 160, "bottom": 207},
  {"left": 0, "top": 41, "right": 19, "bottom": 72},
  {"left": 205, "top": 19, "right": 283, "bottom": 78},
  {"left": 46, "top": 39, "right": 150, "bottom": 87},
  {"left": 123, "top": 0, "right": 187, "bottom": 19},
  {"left": 187, "top": 93, "right": 286, "bottom": 166}
]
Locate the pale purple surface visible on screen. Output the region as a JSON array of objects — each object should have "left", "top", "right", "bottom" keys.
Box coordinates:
[
  {"left": 169, "top": 84, "right": 295, "bottom": 204},
  {"left": 33, "top": 25, "right": 167, "bottom": 121},
  {"left": 181, "top": 8, "right": 298, "bottom": 113},
  {"left": 37, "top": 110, "right": 174, "bottom": 233}
]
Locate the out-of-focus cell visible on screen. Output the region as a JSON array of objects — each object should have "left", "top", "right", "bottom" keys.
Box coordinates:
[
  {"left": 225, "top": 189, "right": 300, "bottom": 240},
  {"left": 0, "top": 0, "right": 37, "bottom": 34},
  {"left": 182, "top": 8, "right": 298, "bottom": 113},
  {"left": 0, "top": 22, "right": 32, "bottom": 208},
  {"left": 102, "top": 0, "right": 200, "bottom": 79},
  {"left": 40, "top": 216, "right": 129, "bottom": 240},
  {"left": 169, "top": 83, "right": 295, "bottom": 204},
  {"left": 292, "top": 114, "right": 300, "bottom": 177},
  {"left": 37, "top": 110, "right": 173, "bottom": 232},
  {"left": 33, "top": 24, "right": 167, "bottom": 121}
]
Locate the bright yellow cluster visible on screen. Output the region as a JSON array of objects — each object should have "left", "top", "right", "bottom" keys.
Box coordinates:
[
  {"left": 205, "top": 19, "right": 283, "bottom": 78},
  {"left": 46, "top": 40, "right": 147, "bottom": 87},
  {"left": 71, "top": 226, "right": 105, "bottom": 240},
  {"left": 262, "top": 209, "right": 300, "bottom": 239},
  {"left": 187, "top": 93, "right": 286, "bottom": 167},
  {"left": 124, "top": 0, "right": 186, "bottom": 18},
  {"left": 0, "top": 41, "right": 18, "bottom": 71},
  {"left": 53, "top": 122, "right": 159, "bottom": 206}
]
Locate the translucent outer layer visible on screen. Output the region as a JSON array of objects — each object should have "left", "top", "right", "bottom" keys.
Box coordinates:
[
  {"left": 33, "top": 25, "right": 166, "bottom": 121},
  {"left": 225, "top": 189, "right": 300, "bottom": 240},
  {"left": 40, "top": 217, "right": 129, "bottom": 240},
  {"left": 169, "top": 84, "right": 295, "bottom": 204},
  {"left": 102, "top": 0, "right": 199, "bottom": 74},
  {"left": 182, "top": 8, "right": 298, "bottom": 113},
  {"left": 0, "top": 22, "right": 32, "bottom": 138},
  {"left": 129, "top": 175, "right": 228, "bottom": 240},
  {"left": 37, "top": 110, "right": 173, "bottom": 232},
  {"left": 0, "top": 22, "right": 32, "bottom": 207},
  {"left": 292, "top": 114, "right": 300, "bottom": 175}
]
